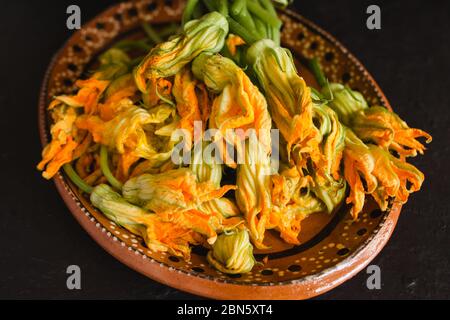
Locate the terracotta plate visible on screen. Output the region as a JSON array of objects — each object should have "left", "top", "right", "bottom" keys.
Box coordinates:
[{"left": 38, "top": 0, "right": 400, "bottom": 299}]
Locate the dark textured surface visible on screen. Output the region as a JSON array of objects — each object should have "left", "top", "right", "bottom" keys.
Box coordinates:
[{"left": 0, "top": 0, "right": 449, "bottom": 299}]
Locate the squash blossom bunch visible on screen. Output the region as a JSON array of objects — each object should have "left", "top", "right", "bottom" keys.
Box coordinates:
[
  {"left": 319, "top": 82, "right": 431, "bottom": 218},
  {"left": 192, "top": 52, "right": 274, "bottom": 248},
  {"left": 197, "top": 0, "right": 430, "bottom": 222},
  {"left": 38, "top": 1, "right": 431, "bottom": 274}
]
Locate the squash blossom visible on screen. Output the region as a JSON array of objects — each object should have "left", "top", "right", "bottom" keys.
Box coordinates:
[
  {"left": 321, "top": 82, "right": 368, "bottom": 126},
  {"left": 246, "top": 39, "right": 316, "bottom": 160},
  {"left": 95, "top": 48, "right": 131, "bottom": 81},
  {"left": 368, "top": 144, "right": 424, "bottom": 211},
  {"left": 270, "top": 165, "right": 325, "bottom": 244},
  {"left": 123, "top": 168, "right": 235, "bottom": 212},
  {"left": 343, "top": 128, "right": 424, "bottom": 219},
  {"left": 91, "top": 184, "right": 200, "bottom": 259},
  {"left": 50, "top": 48, "right": 132, "bottom": 114},
  {"left": 191, "top": 141, "right": 242, "bottom": 220},
  {"left": 322, "top": 83, "right": 430, "bottom": 217},
  {"left": 235, "top": 134, "right": 272, "bottom": 249},
  {"left": 37, "top": 106, "right": 79, "bottom": 179},
  {"left": 100, "top": 73, "right": 138, "bottom": 121},
  {"left": 307, "top": 103, "right": 347, "bottom": 214},
  {"left": 37, "top": 77, "right": 110, "bottom": 179},
  {"left": 207, "top": 229, "right": 256, "bottom": 274},
  {"left": 342, "top": 128, "right": 377, "bottom": 218},
  {"left": 122, "top": 169, "right": 237, "bottom": 244},
  {"left": 134, "top": 12, "right": 229, "bottom": 92},
  {"left": 192, "top": 53, "right": 272, "bottom": 165},
  {"left": 172, "top": 67, "right": 211, "bottom": 149},
  {"left": 172, "top": 67, "right": 201, "bottom": 148},
  {"left": 199, "top": 198, "right": 241, "bottom": 219},
  {"left": 190, "top": 141, "right": 223, "bottom": 188},
  {"left": 90, "top": 184, "right": 150, "bottom": 236},
  {"left": 310, "top": 103, "right": 345, "bottom": 179},
  {"left": 322, "top": 83, "right": 431, "bottom": 158},
  {"left": 268, "top": 103, "right": 347, "bottom": 243},
  {"left": 38, "top": 48, "right": 136, "bottom": 179},
  {"left": 134, "top": 11, "right": 228, "bottom": 149},
  {"left": 351, "top": 106, "right": 432, "bottom": 158},
  {"left": 76, "top": 103, "right": 178, "bottom": 177}
]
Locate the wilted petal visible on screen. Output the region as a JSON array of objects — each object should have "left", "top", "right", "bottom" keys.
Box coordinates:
[
  {"left": 352, "top": 106, "right": 432, "bottom": 157},
  {"left": 173, "top": 68, "right": 203, "bottom": 148},
  {"left": 37, "top": 106, "right": 79, "bottom": 179}
]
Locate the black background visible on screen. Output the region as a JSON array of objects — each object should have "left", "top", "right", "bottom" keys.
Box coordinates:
[{"left": 0, "top": 0, "right": 449, "bottom": 299}]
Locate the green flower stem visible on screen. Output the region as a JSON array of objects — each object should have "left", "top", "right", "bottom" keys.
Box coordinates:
[
  {"left": 272, "top": 25, "right": 280, "bottom": 44},
  {"left": 231, "top": 0, "right": 246, "bottom": 16},
  {"left": 192, "top": 1, "right": 206, "bottom": 18},
  {"left": 309, "top": 57, "right": 327, "bottom": 88},
  {"left": 182, "top": 0, "right": 200, "bottom": 26},
  {"left": 114, "top": 39, "right": 152, "bottom": 52},
  {"left": 158, "top": 23, "right": 180, "bottom": 38},
  {"left": 217, "top": 0, "right": 229, "bottom": 16},
  {"left": 253, "top": 15, "right": 267, "bottom": 39},
  {"left": 247, "top": 1, "right": 281, "bottom": 28},
  {"left": 259, "top": 0, "right": 277, "bottom": 16},
  {"left": 202, "top": 0, "right": 217, "bottom": 12},
  {"left": 141, "top": 23, "right": 163, "bottom": 44},
  {"left": 100, "top": 145, "right": 123, "bottom": 191},
  {"left": 227, "top": 16, "right": 260, "bottom": 44},
  {"left": 231, "top": 1, "right": 256, "bottom": 32},
  {"left": 63, "top": 163, "right": 93, "bottom": 194},
  {"left": 130, "top": 56, "right": 145, "bottom": 67}
]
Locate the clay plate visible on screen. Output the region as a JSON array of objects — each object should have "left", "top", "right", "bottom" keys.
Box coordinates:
[{"left": 38, "top": 0, "right": 400, "bottom": 299}]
